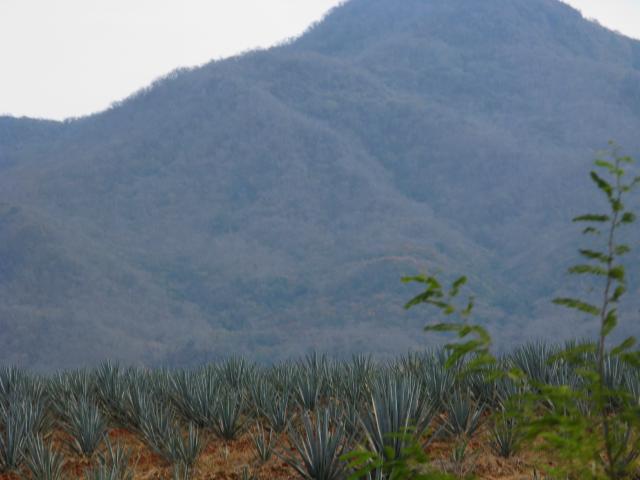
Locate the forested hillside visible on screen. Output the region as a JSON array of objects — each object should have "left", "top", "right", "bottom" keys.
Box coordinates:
[{"left": 1, "top": 0, "right": 639, "bottom": 369}]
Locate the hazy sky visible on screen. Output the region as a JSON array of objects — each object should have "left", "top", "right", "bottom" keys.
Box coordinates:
[{"left": 1, "top": 0, "right": 639, "bottom": 120}]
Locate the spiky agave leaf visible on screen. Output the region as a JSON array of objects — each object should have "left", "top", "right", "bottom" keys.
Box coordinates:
[
  {"left": 422, "top": 362, "right": 457, "bottom": 411},
  {"left": 294, "top": 370, "right": 324, "bottom": 413},
  {"left": 281, "top": 409, "right": 351, "bottom": 480},
  {"left": 49, "top": 369, "right": 94, "bottom": 413},
  {"left": 63, "top": 398, "right": 107, "bottom": 457},
  {"left": 443, "top": 391, "right": 485, "bottom": 439},
  {"left": 3, "top": 395, "right": 53, "bottom": 439},
  {"left": 248, "top": 376, "right": 273, "bottom": 419},
  {"left": 168, "top": 369, "right": 219, "bottom": 429},
  {"left": 139, "top": 400, "right": 175, "bottom": 461},
  {"left": 94, "top": 363, "right": 155, "bottom": 432},
  {"left": 167, "top": 423, "right": 203, "bottom": 472},
  {"left": 251, "top": 422, "right": 274, "bottom": 464},
  {"left": 358, "top": 373, "right": 435, "bottom": 463},
  {"left": 84, "top": 440, "right": 134, "bottom": 480},
  {"left": 268, "top": 363, "right": 296, "bottom": 393},
  {"left": 489, "top": 416, "right": 522, "bottom": 458},
  {"left": 217, "top": 357, "right": 253, "bottom": 391},
  {"left": 94, "top": 362, "right": 129, "bottom": 426},
  {"left": 262, "top": 388, "right": 291, "bottom": 434},
  {"left": 0, "top": 409, "right": 28, "bottom": 472},
  {"left": 213, "top": 389, "right": 246, "bottom": 441},
  {"left": 509, "top": 342, "right": 561, "bottom": 387},
  {"left": 0, "top": 367, "right": 32, "bottom": 407},
  {"left": 333, "top": 356, "right": 374, "bottom": 408},
  {"left": 25, "top": 436, "right": 66, "bottom": 480},
  {"left": 240, "top": 465, "right": 259, "bottom": 480}
]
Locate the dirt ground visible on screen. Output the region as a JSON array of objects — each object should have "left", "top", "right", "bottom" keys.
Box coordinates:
[{"left": 0, "top": 424, "right": 557, "bottom": 480}]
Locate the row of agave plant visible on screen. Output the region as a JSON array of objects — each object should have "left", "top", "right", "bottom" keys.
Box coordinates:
[{"left": 1, "top": 342, "right": 639, "bottom": 480}]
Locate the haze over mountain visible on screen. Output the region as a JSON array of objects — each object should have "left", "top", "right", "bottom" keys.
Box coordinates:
[{"left": 1, "top": 0, "right": 639, "bottom": 370}]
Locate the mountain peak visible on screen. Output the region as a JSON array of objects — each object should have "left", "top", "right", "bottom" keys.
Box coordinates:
[{"left": 293, "top": 0, "right": 633, "bottom": 62}]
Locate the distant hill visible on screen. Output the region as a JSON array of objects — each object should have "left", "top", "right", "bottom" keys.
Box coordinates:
[{"left": 1, "top": 0, "right": 639, "bottom": 369}]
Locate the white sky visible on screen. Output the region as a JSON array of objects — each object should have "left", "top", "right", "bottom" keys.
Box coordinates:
[{"left": 0, "top": 0, "right": 638, "bottom": 121}]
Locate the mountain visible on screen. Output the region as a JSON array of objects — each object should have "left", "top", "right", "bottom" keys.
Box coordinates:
[{"left": 1, "top": 0, "right": 639, "bottom": 369}]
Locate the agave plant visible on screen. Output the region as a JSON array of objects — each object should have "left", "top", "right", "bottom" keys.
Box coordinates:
[
  {"left": 0, "top": 367, "right": 33, "bottom": 407},
  {"left": 94, "top": 364, "right": 155, "bottom": 432},
  {"left": 262, "top": 389, "right": 291, "bottom": 434},
  {"left": 251, "top": 422, "right": 274, "bottom": 464},
  {"left": 294, "top": 371, "right": 324, "bottom": 412},
  {"left": 624, "top": 372, "right": 640, "bottom": 408},
  {"left": 248, "top": 377, "right": 274, "bottom": 419},
  {"left": 414, "top": 356, "right": 457, "bottom": 411},
  {"left": 442, "top": 438, "right": 478, "bottom": 479},
  {"left": 172, "top": 462, "right": 193, "bottom": 480},
  {"left": 489, "top": 416, "right": 522, "bottom": 458},
  {"left": 268, "top": 363, "right": 296, "bottom": 393},
  {"left": 4, "top": 396, "right": 53, "bottom": 439},
  {"left": 84, "top": 440, "right": 134, "bottom": 480},
  {"left": 168, "top": 423, "right": 203, "bottom": 473},
  {"left": 49, "top": 370, "right": 94, "bottom": 412},
  {"left": 281, "top": 409, "right": 351, "bottom": 480},
  {"left": 169, "top": 369, "right": 219, "bottom": 429},
  {"left": 139, "top": 400, "right": 176, "bottom": 460},
  {"left": 241, "top": 465, "right": 259, "bottom": 480},
  {"left": 333, "top": 401, "right": 361, "bottom": 439},
  {"left": 131, "top": 377, "right": 163, "bottom": 430},
  {"left": 217, "top": 357, "right": 253, "bottom": 391},
  {"left": 25, "top": 436, "right": 66, "bottom": 480},
  {"left": 63, "top": 399, "right": 107, "bottom": 457},
  {"left": 509, "top": 342, "right": 561, "bottom": 387},
  {"left": 358, "top": 373, "right": 435, "bottom": 464},
  {"left": 293, "top": 353, "right": 332, "bottom": 412},
  {"left": 599, "top": 354, "right": 628, "bottom": 410},
  {"left": 0, "top": 409, "right": 28, "bottom": 472},
  {"left": 463, "top": 370, "right": 498, "bottom": 406},
  {"left": 213, "top": 389, "right": 246, "bottom": 441},
  {"left": 443, "top": 391, "right": 485, "bottom": 439},
  {"left": 94, "top": 362, "right": 130, "bottom": 426},
  {"left": 333, "top": 356, "right": 374, "bottom": 408},
  {"left": 495, "top": 376, "right": 528, "bottom": 411}
]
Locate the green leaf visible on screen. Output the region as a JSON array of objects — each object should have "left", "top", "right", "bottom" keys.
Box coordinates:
[
  {"left": 611, "top": 336, "right": 636, "bottom": 356},
  {"left": 552, "top": 343, "right": 597, "bottom": 364},
  {"left": 608, "top": 265, "right": 625, "bottom": 281},
  {"left": 578, "top": 249, "right": 610, "bottom": 263},
  {"left": 553, "top": 298, "right": 600, "bottom": 316},
  {"left": 590, "top": 171, "right": 613, "bottom": 198},
  {"left": 401, "top": 274, "right": 428, "bottom": 284},
  {"left": 620, "top": 212, "right": 636, "bottom": 224},
  {"left": 449, "top": 276, "right": 467, "bottom": 297},
  {"left": 425, "top": 323, "right": 460, "bottom": 334},
  {"left": 611, "top": 199, "right": 624, "bottom": 212},
  {"left": 614, "top": 244, "right": 631, "bottom": 256},
  {"left": 573, "top": 214, "right": 609, "bottom": 223},
  {"left": 461, "top": 298, "right": 474, "bottom": 318},
  {"left": 568, "top": 264, "right": 607, "bottom": 276},
  {"left": 582, "top": 226, "right": 601, "bottom": 235},
  {"left": 594, "top": 159, "right": 620, "bottom": 174},
  {"left": 610, "top": 285, "right": 626, "bottom": 302},
  {"left": 602, "top": 309, "right": 617, "bottom": 337},
  {"left": 404, "top": 293, "right": 440, "bottom": 309},
  {"left": 620, "top": 352, "right": 640, "bottom": 369}
]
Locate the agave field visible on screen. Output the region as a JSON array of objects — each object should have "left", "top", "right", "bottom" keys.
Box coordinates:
[{"left": 0, "top": 344, "right": 639, "bottom": 480}]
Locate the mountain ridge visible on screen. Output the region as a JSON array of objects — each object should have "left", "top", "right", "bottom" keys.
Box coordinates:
[{"left": 1, "top": 0, "right": 639, "bottom": 369}]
